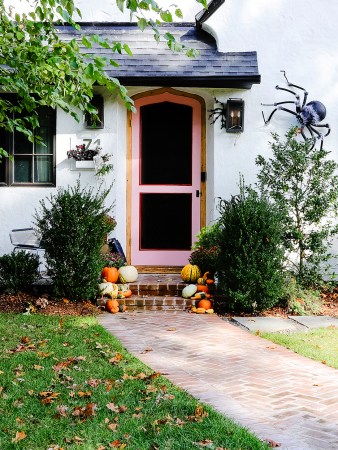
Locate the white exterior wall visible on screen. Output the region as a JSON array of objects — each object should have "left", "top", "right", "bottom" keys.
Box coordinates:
[{"left": 1, "top": 0, "right": 338, "bottom": 257}]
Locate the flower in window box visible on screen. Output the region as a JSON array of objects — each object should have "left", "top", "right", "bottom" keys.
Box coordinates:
[{"left": 67, "top": 144, "right": 98, "bottom": 161}]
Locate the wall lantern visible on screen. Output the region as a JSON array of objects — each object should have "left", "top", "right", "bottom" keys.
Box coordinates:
[
  {"left": 209, "top": 98, "right": 244, "bottom": 132},
  {"left": 85, "top": 94, "right": 104, "bottom": 129}
]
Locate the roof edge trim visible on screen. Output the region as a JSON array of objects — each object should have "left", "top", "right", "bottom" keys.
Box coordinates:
[{"left": 195, "top": 0, "right": 225, "bottom": 29}]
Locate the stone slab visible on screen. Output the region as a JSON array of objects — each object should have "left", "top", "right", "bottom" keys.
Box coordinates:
[
  {"left": 231, "top": 316, "right": 302, "bottom": 333},
  {"left": 288, "top": 315, "right": 338, "bottom": 329}
]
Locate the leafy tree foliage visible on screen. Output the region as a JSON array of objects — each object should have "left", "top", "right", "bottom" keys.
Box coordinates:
[
  {"left": 256, "top": 128, "right": 338, "bottom": 286},
  {"left": 0, "top": 0, "right": 207, "bottom": 159}
]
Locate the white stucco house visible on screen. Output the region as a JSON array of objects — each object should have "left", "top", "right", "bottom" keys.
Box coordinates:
[{"left": 1, "top": 0, "right": 338, "bottom": 270}]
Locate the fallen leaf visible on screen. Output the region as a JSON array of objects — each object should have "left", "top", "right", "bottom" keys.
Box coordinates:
[
  {"left": 195, "top": 439, "right": 213, "bottom": 447},
  {"left": 108, "top": 423, "right": 119, "bottom": 431},
  {"left": 12, "top": 430, "right": 27, "bottom": 443},
  {"left": 140, "top": 347, "right": 153, "bottom": 354},
  {"left": 106, "top": 402, "right": 119, "bottom": 412},
  {"left": 109, "top": 353, "right": 123, "bottom": 364},
  {"left": 166, "top": 327, "right": 176, "bottom": 331},
  {"left": 21, "top": 336, "right": 30, "bottom": 344},
  {"left": 88, "top": 379, "right": 101, "bottom": 387},
  {"left": 265, "top": 438, "right": 281, "bottom": 447},
  {"left": 56, "top": 405, "right": 69, "bottom": 417},
  {"left": 77, "top": 391, "right": 92, "bottom": 398},
  {"left": 33, "top": 364, "right": 44, "bottom": 370},
  {"left": 109, "top": 440, "right": 122, "bottom": 448}
]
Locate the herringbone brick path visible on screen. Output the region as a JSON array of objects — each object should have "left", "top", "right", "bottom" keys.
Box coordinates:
[{"left": 98, "top": 311, "right": 338, "bottom": 450}]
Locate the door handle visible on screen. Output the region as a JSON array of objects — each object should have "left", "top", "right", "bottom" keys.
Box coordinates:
[{"left": 196, "top": 190, "right": 201, "bottom": 197}]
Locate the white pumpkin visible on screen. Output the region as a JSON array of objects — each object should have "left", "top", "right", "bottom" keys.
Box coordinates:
[
  {"left": 182, "top": 284, "right": 197, "bottom": 298},
  {"left": 119, "top": 265, "right": 138, "bottom": 283}
]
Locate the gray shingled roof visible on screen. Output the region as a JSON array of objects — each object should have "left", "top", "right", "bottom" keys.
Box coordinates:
[{"left": 57, "top": 23, "right": 260, "bottom": 88}]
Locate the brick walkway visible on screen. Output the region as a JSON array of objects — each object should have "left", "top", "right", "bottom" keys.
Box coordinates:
[{"left": 98, "top": 311, "right": 338, "bottom": 450}]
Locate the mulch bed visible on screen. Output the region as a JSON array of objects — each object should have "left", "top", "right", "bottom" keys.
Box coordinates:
[
  {"left": 0, "top": 292, "right": 100, "bottom": 316},
  {"left": 1, "top": 289, "right": 338, "bottom": 317}
]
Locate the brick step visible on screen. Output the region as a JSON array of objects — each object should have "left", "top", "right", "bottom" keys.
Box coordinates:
[
  {"left": 127, "top": 273, "right": 187, "bottom": 298},
  {"left": 119, "top": 295, "right": 195, "bottom": 311}
]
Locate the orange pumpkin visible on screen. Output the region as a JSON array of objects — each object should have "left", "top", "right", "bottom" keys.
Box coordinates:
[
  {"left": 206, "top": 279, "right": 214, "bottom": 285},
  {"left": 106, "top": 299, "right": 119, "bottom": 313},
  {"left": 196, "top": 284, "right": 209, "bottom": 293},
  {"left": 198, "top": 299, "right": 212, "bottom": 310},
  {"left": 102, "top": 267, "right": 119, "bottom": 283}
]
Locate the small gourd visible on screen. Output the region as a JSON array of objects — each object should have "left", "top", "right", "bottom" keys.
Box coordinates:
[
  {"left": 118, "top": 289, "right": 132, "bottom": 298},
  {"left": 182, "top": 284, "right": 197, "bottom": 298},
  {"left": 195, "top": 307, "right": 206, "bottom": 314},
  {"left": 197, "top": 277, "right": 206, "bottom": 285},
  {"left": 98, "top": 282, "right": 114, "bottom": 296},
  {"left": 196, "top": 284, "right": 209, "bottom": 293},
  {"left": 206, "top": 309, "right": 214, "bottom": 314},
  {"left": 106, "top": 299, "right": 119, "bottom": 313}
]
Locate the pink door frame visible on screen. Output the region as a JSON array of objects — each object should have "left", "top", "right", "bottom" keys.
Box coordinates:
[{"left": 129, "top": 89, "right": 205, "bottom": 267}]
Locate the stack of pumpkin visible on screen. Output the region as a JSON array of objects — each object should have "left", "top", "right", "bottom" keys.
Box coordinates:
[
  {"left": 180, "top": 264, "right": 215, "bottom": 314},
  {"left": 98, "top": 265, "right": 138, "bottom": 313}
]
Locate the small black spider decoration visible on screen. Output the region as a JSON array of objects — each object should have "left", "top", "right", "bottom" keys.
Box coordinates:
[
  {"left": 209, "top": 99, "right": 227, "bottom": 129},
  {"left": 262, "top": 71, "right": 330, "bottom": 149}
]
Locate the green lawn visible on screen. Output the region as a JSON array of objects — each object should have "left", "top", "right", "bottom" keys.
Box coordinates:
[
  {"left": 261, "top": 327, "right": 338, "bottom": 369},
  {"left": 0, "top": 314, "right": 268, "bottom": 450}
]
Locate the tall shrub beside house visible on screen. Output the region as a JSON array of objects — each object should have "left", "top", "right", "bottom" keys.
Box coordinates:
[
  {"left": 216, "top": 180, "right": 286, "bottom": 312},
  {"left": 34, "top": 181, "right": 115, "bottom": 301},
  {"left": 256, "top": 128, "right": 338, "bottom": 287}
]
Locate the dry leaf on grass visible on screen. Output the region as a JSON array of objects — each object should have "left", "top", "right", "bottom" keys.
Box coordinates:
[{"left": 12, "top": 430, "right": 27, "bottom": 443}]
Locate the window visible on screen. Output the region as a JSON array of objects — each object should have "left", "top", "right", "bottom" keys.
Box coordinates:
[{"left": 0, "top": 102, "right": 56, "bottom": 186}]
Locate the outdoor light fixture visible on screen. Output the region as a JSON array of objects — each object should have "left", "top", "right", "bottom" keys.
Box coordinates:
[
  {"left": 85, "top": 94, "right": 104, "bottom": 129},
  {"left": 208, "top": 98, "right": 244, "bottom": 132},
  {"left": 226, "top": 98, "right": 244, "bottom": 133}
]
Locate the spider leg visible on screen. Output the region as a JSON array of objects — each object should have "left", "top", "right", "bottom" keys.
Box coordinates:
[
  {"left": 262, "top": 106, "right": 297, "bottom": 125},
  {"left": 308, "top": 125, "right": 321, "bottom": 139},
  {"left": 261, "top": 101, "right": 297, "bottom": 107},
  {"left": 304, "top": 126, "right": 317, "bottom": 150},
  {"left": 279, "top": 71, "right": 308, "bottom": 108},
  {"left": 312, "top": 123, "right": 331, "bottom": 137}
]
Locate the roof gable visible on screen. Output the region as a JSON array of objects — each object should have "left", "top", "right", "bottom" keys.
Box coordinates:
[{"left": 57, "top": 23, "right": 260, "bottom": 88}]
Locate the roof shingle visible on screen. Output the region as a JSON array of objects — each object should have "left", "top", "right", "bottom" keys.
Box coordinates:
[{"left": 57, "top": 23, "right": 260, "bottom": 88}]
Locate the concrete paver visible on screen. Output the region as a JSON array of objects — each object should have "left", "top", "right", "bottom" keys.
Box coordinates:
[
  {"left": 288, "top": 315, "right": 338, "bottom": 329},
  {"left": 232, "top": 316, "right": 301, "bottom": 333},
  {"left": 98, "top": 311, "right": 338, "bottom": 450}
]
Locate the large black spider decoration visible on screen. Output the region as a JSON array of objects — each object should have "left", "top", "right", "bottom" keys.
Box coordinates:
[{"left": 262, "top": 71, "right": 330, "bottom": 149}]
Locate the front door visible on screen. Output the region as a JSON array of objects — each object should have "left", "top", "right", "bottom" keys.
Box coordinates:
[{"left": 130, "top": 91, "right": 202, "bottom": 266}]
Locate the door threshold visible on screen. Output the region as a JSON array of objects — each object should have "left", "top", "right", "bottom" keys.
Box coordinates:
[{"left": 136, "top": 266, "right": 182, "bottom": 274}]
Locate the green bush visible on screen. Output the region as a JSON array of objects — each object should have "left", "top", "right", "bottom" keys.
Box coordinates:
[
  {"left": 284, "top": 278, "right": 322, "bottom": 315},
  {"left": 216, "top": 181, "right": 286, "bottom": 313},
  {"left": 0, "top": 250, "right": 39, "bottom": 294},
  {"left": 34, "top": 180, "right": 115, "bottom": 301},
  {"left": 192, "top": 223, "right": 221, "bottom": 250},
  {"left": 189, "top": 223, "right": 221, "bottom": 274}
]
